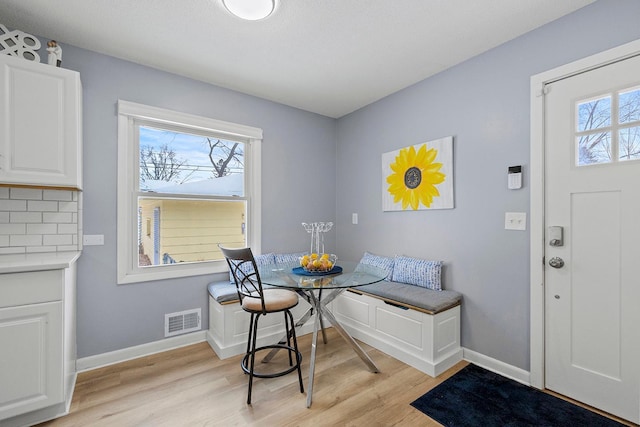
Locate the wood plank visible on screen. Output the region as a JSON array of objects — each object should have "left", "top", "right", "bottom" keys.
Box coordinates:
[{"left": 35, "top": 328, "right": 633, "bottom": 426}]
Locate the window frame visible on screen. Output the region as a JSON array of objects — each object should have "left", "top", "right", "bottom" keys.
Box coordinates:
[{"left": 116, "top": 100, "right": 262, "bottom": 284}]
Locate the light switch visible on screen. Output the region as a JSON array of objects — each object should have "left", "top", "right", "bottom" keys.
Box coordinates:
[
  {"left": 505, "top": 212, "right": 526, "bottom": 231},
  {"left": 352, "top": 213, "right": 358, "bottom": 225}
]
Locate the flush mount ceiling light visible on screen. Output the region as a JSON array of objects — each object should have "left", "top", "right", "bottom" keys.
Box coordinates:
[{"left": 223, "top": 0, "right": 275, "bottom": 20}]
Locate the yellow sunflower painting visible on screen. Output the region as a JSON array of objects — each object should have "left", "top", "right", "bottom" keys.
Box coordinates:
[{"left": 382, "top": 136, "right": 454, "bottom": 211}]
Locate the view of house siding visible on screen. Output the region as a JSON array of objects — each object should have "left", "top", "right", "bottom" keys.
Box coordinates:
[{"left": 139, "top": 198, "right": 245, "bottom": 265}]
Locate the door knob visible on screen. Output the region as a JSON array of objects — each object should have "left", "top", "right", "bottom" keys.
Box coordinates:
[{"left": 549, "top": 257, "right": 564, "bottom": 268}]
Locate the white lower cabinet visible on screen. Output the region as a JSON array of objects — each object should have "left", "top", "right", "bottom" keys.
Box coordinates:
[
  {"left": 0, "top": 302, "right": 63, "bottom": 420},
  {"left": 0, "top": 259, "right": 77, "bottom": 426}
]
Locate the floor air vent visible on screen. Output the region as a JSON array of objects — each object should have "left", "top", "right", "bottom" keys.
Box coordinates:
[{"left": 165, "top": 308, "right": 201, "bottom": 337}]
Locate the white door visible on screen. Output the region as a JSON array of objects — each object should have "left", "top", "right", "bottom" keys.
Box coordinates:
[{"left": 544, "top": 54, "right": 640, "bottom": 423}]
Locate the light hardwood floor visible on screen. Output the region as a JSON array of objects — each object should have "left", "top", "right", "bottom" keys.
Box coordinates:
[
  {"left": 38, "top": 328, "right": 458, "bottom": 426},
  {"left": 37, "top": 328, "right": 634, "bottom": 427}
]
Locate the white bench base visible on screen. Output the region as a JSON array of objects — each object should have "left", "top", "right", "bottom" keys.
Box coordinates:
[
  {"left": 207, "top": 290, "right": 462, "bottom": 378},
  {"left": 206, "top": 296, "right": 314, "bottom": 359},
  {"left": 332, "top": 290, "right": 462, "bottom": 377}
]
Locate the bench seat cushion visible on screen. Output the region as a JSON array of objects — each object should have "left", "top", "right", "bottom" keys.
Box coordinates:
[
  {"left": 208, "top": 281, "right": 239, "bottom": 304},
  {"left": 353, "top": 281, "right": 461, "bottom": 314},
  {"left": 208, "top": 281, "right": 277, "bottom": 304}
]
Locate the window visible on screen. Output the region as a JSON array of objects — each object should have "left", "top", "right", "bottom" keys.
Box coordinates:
[
  {"left": 576, "top": 86, "right": 640, "bottom": 166},
  {"left": 117, "top": 101, "right": 262, "bottom": 284}
]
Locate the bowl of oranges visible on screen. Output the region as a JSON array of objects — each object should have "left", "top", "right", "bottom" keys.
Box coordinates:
[{"left": 299, "top": 253, "right": 337, "bottom": 273}]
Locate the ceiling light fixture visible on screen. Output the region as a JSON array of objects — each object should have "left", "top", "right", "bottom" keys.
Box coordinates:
[{"left": 222, "top": 0, "right": 275, "bottom": 21}]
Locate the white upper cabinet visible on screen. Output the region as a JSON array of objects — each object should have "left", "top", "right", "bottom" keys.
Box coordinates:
[{"left": 0, "top": 54, "right": 82, "bottom": 189}]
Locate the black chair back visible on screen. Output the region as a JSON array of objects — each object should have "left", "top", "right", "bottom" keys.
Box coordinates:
[{"left": 219, "top": 246, "right": 267, "bottom": 313}]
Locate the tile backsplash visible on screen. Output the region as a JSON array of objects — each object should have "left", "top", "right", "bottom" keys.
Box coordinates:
[{"left": 0, "top": 187, "right": 82, "bottom": 254}]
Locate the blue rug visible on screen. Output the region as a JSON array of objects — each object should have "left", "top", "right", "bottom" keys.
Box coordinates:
[{"left": 411, "top": 364, "right": 625, "bottom": 427}]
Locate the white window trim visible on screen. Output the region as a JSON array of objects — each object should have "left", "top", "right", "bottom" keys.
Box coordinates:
[{"left": 116, "top": 100, "right": 262, "bottom": 284}]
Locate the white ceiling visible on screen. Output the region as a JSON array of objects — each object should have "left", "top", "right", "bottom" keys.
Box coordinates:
[{"left": 0, "top": 0, "right": 595, "bottom": 118}]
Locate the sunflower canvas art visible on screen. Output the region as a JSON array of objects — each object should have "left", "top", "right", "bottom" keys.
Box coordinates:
[{"left": 382, "top": 136, "right": 454, "bottom": 211}]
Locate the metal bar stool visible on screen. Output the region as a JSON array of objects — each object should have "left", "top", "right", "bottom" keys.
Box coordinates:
[{"left": 219, "top": 245, "right": 304, "bottom": 404}]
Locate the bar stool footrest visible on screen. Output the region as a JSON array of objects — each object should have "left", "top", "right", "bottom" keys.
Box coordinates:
[{"left": 241, "top": 344, "right": 303, "bottom": 378}]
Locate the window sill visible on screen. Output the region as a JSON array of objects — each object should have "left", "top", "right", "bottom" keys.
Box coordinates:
[{"left": 117, "top": 260, "right": 227, "bottom": 285}]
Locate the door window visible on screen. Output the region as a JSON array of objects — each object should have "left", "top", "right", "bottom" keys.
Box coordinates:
[{"left": 576, "top": 86, "right": 640, "bottom": 166}]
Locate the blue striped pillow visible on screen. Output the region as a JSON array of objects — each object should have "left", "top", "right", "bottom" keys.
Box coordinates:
[
  {"left": 391, "top": 255, "right": 442, "bottom": 290},
  {"left": 274, "top": 252, "right": 306, "bottom": 265},
  {"left": 229, "top": 253, "right": 275, "bottom": 283},
  {"left": 357, "top": 252, "right": 394, "bottom": 280}
]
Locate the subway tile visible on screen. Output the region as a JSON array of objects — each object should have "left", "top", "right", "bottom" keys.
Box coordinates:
[
  {"left": 43, "top": 212, "right": 72, "bottom": 223},
  {"left": 57, "top": 224, "right": 78, "bottom": 234},
  {"left": 3, "top": 200, "right": 27, "bottom": 211},
  {"left": 10, "top": 234, "right": 42, "bottom": 246},
  {"left": 27, "top": 223, "right": 58, "bottom": 234},
  {"left": 57, "top": 245, "right": 79, "bottom": 251},
  {"left": 0, "top": 223, "right": 26, "bottom": 234},
  {"left": 28, "top": 200, "right": 59, "bottom": 212},
  {"left": 0, "top": 246, "right": 25, "bottom": 254},
  {"left": 59, "top": 201, "right": 78, "bottom": 212},
  {"left": 26, "top": 246, "right": 57, "bottom": 253},
  {"left": 43, "top": 190, "right": 73, "bottom": 201},
  {"left": 43, "top": 234, "right": 72, "bottom": 246},
  {"left": 10, "top": 188, "right": 42, "bottom": 200},
  {"left": 0, "top": 212, "right": 9, "bottom": 223},
  {"left": 0, "top": 235, "right": 9, "bottom": 246},
  {"left": 10, "top": 212, "right": 42, "bottom": 223},
  {"left": 72, "top": 213, "right": 77, "bottom": 223},
  {"left": 0, "top": 188, "right": 8, "bottom": 199}
]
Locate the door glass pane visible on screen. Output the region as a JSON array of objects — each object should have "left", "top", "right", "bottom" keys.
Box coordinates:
[
  {"left": 577, "top": 96, "right": 611, "bottom": 131},
  {"left": 619, "top": 88, "right": 640, "bottom": 124},
  {"left": 577, "top": 132, "right": 611, "bottom": 165},
  {"left": 619, "top": 126, "right": 640, "bottom": 161}
]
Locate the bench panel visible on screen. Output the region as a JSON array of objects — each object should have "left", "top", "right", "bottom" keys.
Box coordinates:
[
  {"left": 435, "top": 311, "right": 459, "bottom": 359},
  {"left": 374, "top": 305, "right": 423, "bottom": 349},
  {"left": 332, "top": 292, "right": 369, "bottom": 327}
]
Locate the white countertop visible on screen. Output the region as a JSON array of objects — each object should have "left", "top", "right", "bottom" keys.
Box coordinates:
[{"left": 0, "top": 251, "right": 81, "bottom": 274}]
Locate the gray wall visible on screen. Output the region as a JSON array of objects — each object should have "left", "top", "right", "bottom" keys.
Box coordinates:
[
  {"left": 335, "top": 0, "right": 640, "bottom": 370},
  {"left": 56, "top": 46, "right": 337, "bottom": 358},
  {"left": 19, "top": 0, "right": 640, "bottom": 367}
]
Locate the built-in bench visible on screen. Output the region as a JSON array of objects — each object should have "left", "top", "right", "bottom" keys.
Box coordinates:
[
  {"left": 206, "top": 252, "right": 463, "bottom": 377},
  {"left": 332, "top": 281, "right": 462, "bottom": 377},
  {"left": 206, "top": 281, "right": 314, "bottom": 359}
]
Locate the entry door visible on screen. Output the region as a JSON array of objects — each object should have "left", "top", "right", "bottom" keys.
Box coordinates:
[{"left": 544, "top": 54, "right": 640, "bottom": 423}]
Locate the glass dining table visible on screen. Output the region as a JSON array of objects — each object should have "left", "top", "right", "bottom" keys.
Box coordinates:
[{"left": 258, "top": 260, "right": 387, "bottom": 407}]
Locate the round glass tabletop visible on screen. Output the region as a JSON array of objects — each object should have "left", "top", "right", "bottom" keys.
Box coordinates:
[{"left": 258, "top": 261, "right": 387, "bottom": 290}]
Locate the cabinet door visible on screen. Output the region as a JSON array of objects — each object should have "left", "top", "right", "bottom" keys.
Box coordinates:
[
  {"left": 0, "top": 301, "right": 63, "bottom": 421},
  {"left": 0, "top": 54, "right": 82, "bottom": 189}
]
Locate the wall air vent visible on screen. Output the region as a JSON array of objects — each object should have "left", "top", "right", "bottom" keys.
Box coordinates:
[{"left": 164, "top": 308, "right": 201, "bottom": 337}]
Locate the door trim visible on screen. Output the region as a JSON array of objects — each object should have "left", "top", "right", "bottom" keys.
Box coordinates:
[{"left": 529, "top": 38, "right": 640, "bottom": 390}]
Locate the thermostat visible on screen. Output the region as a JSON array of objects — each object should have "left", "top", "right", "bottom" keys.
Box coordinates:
[{"left": 508, "top": 165, "right": 522, "bottom": 190}]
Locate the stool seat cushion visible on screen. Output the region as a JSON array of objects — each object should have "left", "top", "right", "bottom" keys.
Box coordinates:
[{"left": 242, "top": 289, "right": 299, "bottom": 312}]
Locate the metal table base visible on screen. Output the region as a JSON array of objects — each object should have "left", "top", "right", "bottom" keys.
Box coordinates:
[{"left": 264, "top": 287, "right": 379, "bottom": 407}]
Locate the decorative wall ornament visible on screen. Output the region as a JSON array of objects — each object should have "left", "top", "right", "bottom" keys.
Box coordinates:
[
  {"left": 382, "top": 136, "right": 454, "bottom": 211},
  {"left": 0, "top": 24, "right": 41, "bottom": 62},
  {"left": 47, "top": 40, "right": 62, "bottom": 67}
]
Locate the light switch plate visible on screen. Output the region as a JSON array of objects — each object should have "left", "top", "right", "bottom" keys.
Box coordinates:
[
  {"left": 505, "top": 212, "right": 526, "bottom": 231},
  {"left": 83, "top": 234, "right": 105, "bottom": 245}
]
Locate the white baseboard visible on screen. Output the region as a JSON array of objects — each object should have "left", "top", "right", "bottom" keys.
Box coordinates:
[
  {"left": 462, "top": 347, "right": 530, "bottom": 385},
  {"left": 76, "top": 330, "right": 207, "bottom": 372}
]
